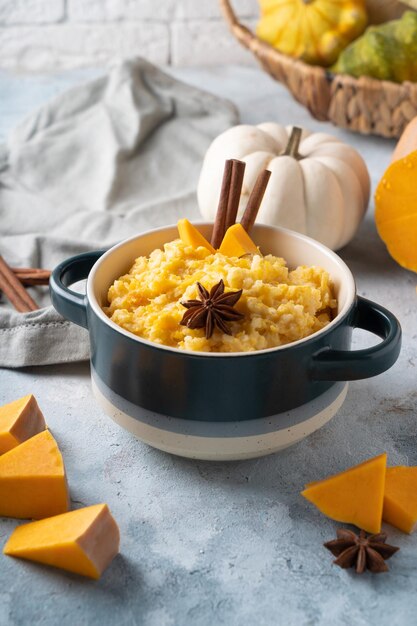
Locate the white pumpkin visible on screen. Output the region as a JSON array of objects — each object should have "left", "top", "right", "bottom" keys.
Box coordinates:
[{"left": 197, "top": 123, "right": 370, "bottom": 251}]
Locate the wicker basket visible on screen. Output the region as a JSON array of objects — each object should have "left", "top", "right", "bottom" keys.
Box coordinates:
[{"left": 219, "top": 0, "right": 417, "bottom": 138}]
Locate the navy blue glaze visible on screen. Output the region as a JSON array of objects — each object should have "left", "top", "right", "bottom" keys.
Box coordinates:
[
  {"left": 50, "top": 250, "right": 105, "bottom": 329},
  {"left": 50, "top": 251, "right": 402, "bottom": 422}
]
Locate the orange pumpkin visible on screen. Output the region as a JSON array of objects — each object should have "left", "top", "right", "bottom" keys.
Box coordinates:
[{"left": 375, "top": 148, "right": 417, "bottom": 272}]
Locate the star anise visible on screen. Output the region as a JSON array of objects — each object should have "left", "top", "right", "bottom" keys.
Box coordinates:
[
  {"left": 324, "top": 528, "right": 399, "bottom": 574},
  {"left": 180, "top": 279, "right": 244, "bottom": 339}
]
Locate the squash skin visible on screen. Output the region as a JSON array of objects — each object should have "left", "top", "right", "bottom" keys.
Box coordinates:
[
  {"left": 375, "top": 149, "right": 417, "bottom": 273},
  {"left": 332, "top": 11, "right": 417, "bottom": 83},
  {"left": 257, "top": 0, "right": 367, "bottom": 67}
]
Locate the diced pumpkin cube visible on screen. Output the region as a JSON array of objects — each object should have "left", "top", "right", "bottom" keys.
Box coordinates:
[
  {"left": 301, "top": 453, "right": 387, "bottom": 534},
  {"left": 0, "top": 395, "right": 46, "bottom": 455},
  {"left": 177, "top": 219, "right": 215, "bottom": 253},
  {"left": 4, "top": 504, "right": 120, "bottom": 579},
  {"left": 383, "top": 466, "right": 417, "bottom": 534},
  {"left": 218, "top": 224, "right": 259, "bottom": 257},
  {"left": 0, "top": 430, "right": 69, "bottom": 519}
]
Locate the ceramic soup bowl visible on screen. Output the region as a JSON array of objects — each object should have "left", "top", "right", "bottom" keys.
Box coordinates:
[{"left": 50, "top": 224, "right": 401, "bottom": 461}]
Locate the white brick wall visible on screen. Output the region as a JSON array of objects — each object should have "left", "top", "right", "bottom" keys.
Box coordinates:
[
  {"left": 171, "top": 19, "right": 257, "bottom": 66},
  {"left": 0, "top": 0, "right": 260, "bottom": 71},
  {"left": 0, "top": 0, "right": 65, "bottom": 25}
]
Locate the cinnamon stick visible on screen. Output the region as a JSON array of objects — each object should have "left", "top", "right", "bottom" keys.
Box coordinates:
[
  {"left": 16, "top": 274, "right": 51, "bottom": 287},
  {"left": 224, "top": 159, "right": 246, "bottom": 231},
  {"left": 12, "top": 267, "right": 50, "bottom": 275},
  {"left": 240, "top": 169, "right": 271, "bottom": 233},
  {"left": 11, "top": 268, "right": 51, "bottom": 286},
  {"left": 211, "top": 159, "right": 234, "bottom": 249},
  {"left": 0, "top": 256, "right": 39, "bottom": 312}
]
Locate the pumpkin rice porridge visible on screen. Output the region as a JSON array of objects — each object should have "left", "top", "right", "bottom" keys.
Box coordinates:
[{"left": 105, "top": 239, "right": 337, "bottom": 353}]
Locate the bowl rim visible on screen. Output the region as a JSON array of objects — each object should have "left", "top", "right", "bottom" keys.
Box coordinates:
[{"left": 87, "top": 222, "right": 356, "bottom": 358}]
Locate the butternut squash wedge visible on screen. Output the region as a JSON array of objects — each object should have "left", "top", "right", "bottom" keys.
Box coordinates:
[
  {"left": 4, "top": 504, "right": 120, "bottom": 579},
  {"left": 218, "top": 224, "right": 259, "bottom": 257},
  {"left": 0, "top": 395, "right": 46, "bottom": 455},
  {"left": 383, "top": 466, "right": 417, "bottom": 533},
  {"left": 177, "top": 219, "right": 215, "bottom": 254},
  {"left": 0, "top": 430, "right": 69, "bottom": 519},
  {"left": 301, "top": 453, "right": 387, "bottom": 533}
]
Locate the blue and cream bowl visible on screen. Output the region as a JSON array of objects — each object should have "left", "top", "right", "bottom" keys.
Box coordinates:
[{"left": 50, "top": 224, "right": 401, "bottom": 461}]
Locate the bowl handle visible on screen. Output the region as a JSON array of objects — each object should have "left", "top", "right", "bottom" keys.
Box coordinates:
[
  {"left": 49, "top": 250, "right": 105, "bottom": 329},
  {"left": 310, "top": 296, "right": 401, "bottom": 381}
]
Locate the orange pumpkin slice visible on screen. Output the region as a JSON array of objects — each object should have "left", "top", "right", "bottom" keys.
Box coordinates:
[
  {"left": 4, "top": 504, "right": 120, "bottom": 579},
  {"left": 0, "top": 430, "right": 69, "bottom": 519},
  {"left": 301, "top": 453, "right": 387, "bottom": 533},
  {"left": 0, "top": 395, "right": 46, "bottom": 455},
  {"left": 218, "top": 224, "right": 259, "bottom": 257},
  {"left": 375, "top": 150, "right": 417, "bottom": 273},
  {"left": 383, "top": 466, "right": 417, "bottom": 534},
  {"left": 177, "top": 219, "right": 215, "bottom": 254}
]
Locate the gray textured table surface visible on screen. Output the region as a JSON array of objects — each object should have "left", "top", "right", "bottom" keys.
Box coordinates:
[{"left": 1, "top": 65, "right": 416, "bottom": 626}]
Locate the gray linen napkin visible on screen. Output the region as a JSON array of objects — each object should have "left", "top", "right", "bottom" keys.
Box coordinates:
[{"left": 0, "top": 58, "right": 238, "bottom": 368}]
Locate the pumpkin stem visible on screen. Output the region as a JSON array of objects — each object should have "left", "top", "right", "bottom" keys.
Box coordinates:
[{"left": 283, "top": 127, "right": 304, "bottom": 160}]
